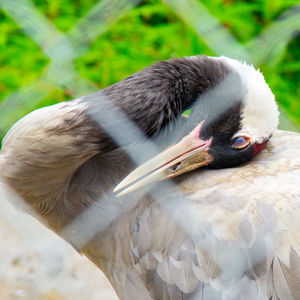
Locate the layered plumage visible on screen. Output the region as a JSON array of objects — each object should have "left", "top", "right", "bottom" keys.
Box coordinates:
[{"left": 0, "top": 55, "right": 299, "bottom": 299}]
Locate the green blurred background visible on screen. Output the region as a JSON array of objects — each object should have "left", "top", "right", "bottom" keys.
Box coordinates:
[{"left": 0, "top": 0, "right": 300, "bottom": 141}]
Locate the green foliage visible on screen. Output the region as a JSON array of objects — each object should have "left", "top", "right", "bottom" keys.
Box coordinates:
[
  {"left": 0, "top": 0, "right": 300, "bottom": 140},
  {"left": 75, "top": 2, "right": 212, "bottom": 88}
]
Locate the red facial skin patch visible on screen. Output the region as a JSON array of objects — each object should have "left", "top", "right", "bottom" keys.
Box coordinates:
[{"left": 253, "top": 141, "right": 266, "bottom": 156}]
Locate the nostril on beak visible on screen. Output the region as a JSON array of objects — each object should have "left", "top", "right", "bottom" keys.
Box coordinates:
[{"left": 169, "top": 162, "right": 181, "bottom": 173}]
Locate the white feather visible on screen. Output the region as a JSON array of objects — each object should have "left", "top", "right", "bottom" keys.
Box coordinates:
[{"left": 218, "top": 56, "right": 279, "bottom": 143}]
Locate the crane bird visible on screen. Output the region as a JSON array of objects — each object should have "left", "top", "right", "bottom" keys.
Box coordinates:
[{"left": 1, "top": 55, "right": 300, "bottom": 299}]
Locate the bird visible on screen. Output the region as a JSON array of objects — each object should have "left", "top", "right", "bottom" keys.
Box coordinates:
[{"left": 0, "top": 55, "right": 299, "bottom": 299}]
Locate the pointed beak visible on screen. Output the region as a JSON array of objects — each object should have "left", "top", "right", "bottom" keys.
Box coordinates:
[{"left": 114, "top": 122, "right": 213, "bottom": 197}]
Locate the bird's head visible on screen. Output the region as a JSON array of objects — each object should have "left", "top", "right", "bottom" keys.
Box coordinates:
[{"left": 114, "top": 56, "right": 279, "bottom": 196}]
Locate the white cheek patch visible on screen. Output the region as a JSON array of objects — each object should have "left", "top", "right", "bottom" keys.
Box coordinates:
[{"left": 216, "top": 56, "right": 279, "bottom": 143}]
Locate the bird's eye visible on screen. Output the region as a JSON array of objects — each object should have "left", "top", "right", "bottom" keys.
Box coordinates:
[{"left": 232, "top": 136, "right": 251, "bottom": 149}]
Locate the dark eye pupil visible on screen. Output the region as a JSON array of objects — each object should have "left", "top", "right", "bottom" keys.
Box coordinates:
[{"left": 233, "top": 136, "right": 247, "bottom": 147}]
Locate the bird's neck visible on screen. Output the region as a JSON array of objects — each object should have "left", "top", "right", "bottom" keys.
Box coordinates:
[
  {"left": 91, "top": 56, "right": 230, "bottom": 141},
  {"left": 0, "top": 101, "right": 104, "bottom": 232}
]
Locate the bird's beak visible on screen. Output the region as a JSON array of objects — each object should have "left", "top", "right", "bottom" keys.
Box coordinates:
[{"left": 114, "top": 122, "right": 213, "bottom": 197}]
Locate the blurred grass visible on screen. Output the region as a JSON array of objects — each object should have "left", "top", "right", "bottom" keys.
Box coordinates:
[{"left": 0, "top": 0, "right": 300, "bottom": 140}]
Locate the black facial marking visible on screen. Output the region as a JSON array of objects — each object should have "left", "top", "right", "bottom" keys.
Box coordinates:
[
  {"left": 185, "top": 68, "right": 254, "bottom": 169},
  {"left": 208, "top": 139, "right": 254, "bottom": 169}
]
